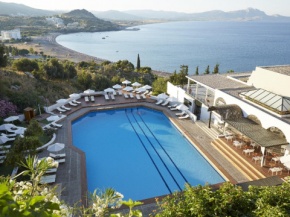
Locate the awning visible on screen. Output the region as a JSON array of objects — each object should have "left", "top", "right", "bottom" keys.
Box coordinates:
[{"left": 209, "top": 104, "right": 288, "bottom": 148}]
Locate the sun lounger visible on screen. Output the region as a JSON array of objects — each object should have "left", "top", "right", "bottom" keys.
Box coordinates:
[
  {"left": 129, "top": 93, "right": 134, "bottom": 98},
  {"left": 118, "top": 90, "right": 123, "bottom": 95},
  {"left": 72, "top": 99, "right": 81, "bottom": 104},
  {"left": 1, "top": 133, "right": 16, "bottom": 138},
  {"left": 50, "top": 122, "right": 62, "bottom": 128},
  {"left": 104, "top": 94, "right": 109, "bottom": 100},
  {"left": 56, "top": 107, "right": 66, "bottom": 112},
  {"left": 161, "top": 100, "right": 169, "bottom": 106},
  {"left": 0, "top": 150, "right": 9, "bottom": 154},
  {"left": 111, "top": 94, "right": 115, "bottom": 100},
  {"left": 178, "top": 114, "right": 190, "bottom": 119},
  {"left": 43, "top": 125, "right": 57, "bottom": 130},
  {"left": 69, "top": 101, "right": 78, "bottom": 106},
  {"left": 40, "top": 174, "right": 56, "bottom": 184},
  {"left": 141, "top": 94, "right": 146, "bottom": 99},
  {"left": 168, "top": 103, "right": 178, "bottom": 108},
  {"left": 49, "top": 153, "right": 66, "bottom": 159},
  {"left": 0, "top": 156, "right": 6, "bottom": 164},
  {"left": 45, "top": 168, "right": 57, "bottom": 174},
  {"left": 61, "top": 105, "right": 71, "bottom": 111},
  {"left": 136, "top": 94, "right": 141, "bottom": 100},
  {"left": 113, "top": 91, "right": 117, "bottom": 95},
  {"left": 124, "top": 93, "right": 129, "bottom": 99},
  {"left": 55, "top": 158, "right": 65, "bottom": 164},
  {"left": 0, "top": 145, "right": 11, "bottom": 150},
  {"left": 91, "top": 95, "right": 95, "bottom": 102},
  {"left": 145, "top": 91, "right": 152, "bottom": 96},
  {"left": 85, "top": 96, "right": 89, "bottom": 102},
  {"left": 176, "top": 111, "right": 186, "bottom": 116},
  {"left": 156, "top": 100, "right": 163, "bottom": 105}
]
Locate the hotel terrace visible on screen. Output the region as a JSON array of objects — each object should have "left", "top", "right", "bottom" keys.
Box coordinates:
[{"left": 168, "top": 65, "right": 290, "bottom": 170}]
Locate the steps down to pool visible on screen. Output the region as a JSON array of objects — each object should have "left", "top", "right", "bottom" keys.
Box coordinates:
[
  {"left": 195, "top": 120, "right": 220, "bottom": 139},
  {"left": 211, "top": 138, "right": 266, "bottom": 181}
]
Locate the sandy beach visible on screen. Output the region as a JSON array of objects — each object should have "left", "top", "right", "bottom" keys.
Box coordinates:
[{"left": 9, "top": 33, "right": 170, "bottom": 77}]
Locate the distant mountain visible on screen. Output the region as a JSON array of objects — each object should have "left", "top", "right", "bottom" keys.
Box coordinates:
[
  {"left": 94, "top": 8, "right": 290, "bottom": 22},
  {"left": 0, "top": 1, "right": 59, "bottom": 16},
  {"left": 93, "top": 10, "right": 143, "bottom": 21}
]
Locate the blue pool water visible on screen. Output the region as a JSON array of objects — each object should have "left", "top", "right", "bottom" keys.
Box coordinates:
[{"left": 72, "top": 107, "right": 224, "bottom": 200}]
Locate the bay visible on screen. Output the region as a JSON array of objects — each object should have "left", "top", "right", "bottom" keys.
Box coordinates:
[{"left": 56, "top": 21, "right": 290, "bottom": 74}]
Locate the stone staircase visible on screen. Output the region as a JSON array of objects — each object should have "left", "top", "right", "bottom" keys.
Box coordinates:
[
  {"left": 211, "top": 138, "right": 266, "bottom": 181},
  {"left": 195, "top": 120, "right": 220, "bottom": 139}
]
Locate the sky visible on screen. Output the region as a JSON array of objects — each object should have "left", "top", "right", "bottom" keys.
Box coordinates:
[{"left": 1, "top": 0, "right": 290, "bottom": 16}]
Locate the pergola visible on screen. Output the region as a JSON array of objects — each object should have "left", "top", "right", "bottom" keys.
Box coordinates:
[{"left": 208, "top": 104, "right": 289, "bottom": 166}]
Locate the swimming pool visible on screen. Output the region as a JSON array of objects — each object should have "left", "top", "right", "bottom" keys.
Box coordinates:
[{"left": 72, "top": 107, "right": 224, "bottom": 200}]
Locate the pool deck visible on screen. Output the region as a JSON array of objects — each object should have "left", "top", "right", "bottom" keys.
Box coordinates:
[{"left": 38, "top": 93, "right": 287, "bottom": 215}]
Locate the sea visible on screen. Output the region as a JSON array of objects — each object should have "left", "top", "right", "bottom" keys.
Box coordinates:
[{"left": 56, "top": 21, "right": 290, "bottom": 74}]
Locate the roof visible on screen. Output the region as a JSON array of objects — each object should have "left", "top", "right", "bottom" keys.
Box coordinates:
[
  {"left": 187, "top": 74, "right": 249, "bottom": 90},
  {"left": 209, "top": 104, "right": 288, "bottom": 147},
  {"left": 237, "top": 176, "right": 284, "bottom": 191},
  {"left": 240, "top": 88, "right": 290, "bottom": 114},
  {"left": 261, "top": 65, "right": 290, "bottom": 76}
]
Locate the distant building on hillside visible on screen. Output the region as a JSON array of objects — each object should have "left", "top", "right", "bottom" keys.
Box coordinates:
[
  {"left": 0, "top": 29, "right": 22, "bottom": 40},
  {"left": 46, "top": 17, "right": 65, "bottom": 28}
]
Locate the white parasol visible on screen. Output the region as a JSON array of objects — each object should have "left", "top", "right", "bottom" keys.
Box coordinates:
[
  {"left": 132, "top": 82, "right": 141, "bottom": 87},
  {"left": 69, "top": 93, "right": 80, "bottom": 99},
  {"left": 47, "top": 143, "right": 65, "bottom": 152},
  {"left": 142, "top": 85, "right": 152, "bottom": 90},
  {"left": 123, "top": 86, "right": 134, "bottom": 92},
  {"left": 135, "top": 87, "right": 146, "bottom": 93},
  {"left": 0, "top": 135, "right": 14, "bottom": 145},
  {"left": 4, "top": 116, "right": 19, "bottom": 123},
  {"left": 157, "top": 93, "right": 169, "bottom": 100},
  {"left": 176, "top": 104, "right": 189, "bottom": 111},
  {"left": 56, "top": 99, "right": 68, "bottom": 104},
  {"left": 122, "top": 80, "right": 131, "bottom": 86},
  {"left": 112, "top": 84, "right": 122, "bottom": 89},
  {"left": 84, "top": 89, "right": 95, "bottom": 94},
  {"left": 104, "top": 88, "right": 115, "bottom": 93}
]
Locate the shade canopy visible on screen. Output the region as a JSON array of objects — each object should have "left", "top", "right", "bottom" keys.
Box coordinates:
[
  {"left": 104, "top": 88, "right": 115, "bottom": 93},
  {"left": 122, "top": 80, "right": 131, "bottom": 86},
  {"left": 84, "top": 89, "right": 95, "bottom": 94},
  {"left": 112, "top": 84, "right": 122, "bottom": 89},
  {"left": 132, "top": 82, "right": 141, "bottom": 87},
  {"left": 46, "top": 115, "right": 60, "bottom": 122},
  {"left": 123, "top": 86, "right": 134, "bottom": 92},
  {"left": 47, "top": 143, "right": 65, "bottom": 152},
  {"left": 69, "top": 93, "right": 80, "bottom": 99},
  {"left": 0, "top": 124, "right": 17, "bottom": 131},
  {"left": 4, "top": 116, "right": 19, "bottom": 123}
]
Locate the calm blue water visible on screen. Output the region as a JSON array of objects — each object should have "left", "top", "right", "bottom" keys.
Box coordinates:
[
  {"left": 56, "top": 21, "right": 290, "bottom": 74},
  {"left": 72, "top": 107, "right": 224, "bottom": 200}
]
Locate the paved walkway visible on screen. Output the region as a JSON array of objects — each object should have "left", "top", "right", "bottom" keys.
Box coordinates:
[{"left": 41, "top": 94, "right": 251, "bottom": 211}]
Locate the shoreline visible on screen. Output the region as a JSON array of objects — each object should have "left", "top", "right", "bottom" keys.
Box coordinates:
[{"left": 8, "top": 32, "right": 171, "bottom": 78}]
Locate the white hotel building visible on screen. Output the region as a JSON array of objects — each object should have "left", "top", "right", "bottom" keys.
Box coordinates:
[
  {"left": 167, "top": 65, "right": 290, "bottom": 161},
  {"left": 0, "top": 29, "right": 22, "bottom": 40}
]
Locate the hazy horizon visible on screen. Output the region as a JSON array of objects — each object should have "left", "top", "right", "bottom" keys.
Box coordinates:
[{"left": 1, "top": 0, "right": 290, "bottom": 16}]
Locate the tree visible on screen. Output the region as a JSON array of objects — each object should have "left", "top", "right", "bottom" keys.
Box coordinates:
[
  {"left": 136, "top": 53, "right": 140, "bottom": 70},
  {"left": 204, "top": 65, "right": 210, "bottom": 74},
  {"left": 13, "top": 58, "right": 39, "bottom": 72},
  {"left": 155, "top": 181, "right": 290, "bottom": 217},
  {"left": 152, "top": 77, "right": 168, "bottom": 94},
  {"left": 213, "top": 63, "right": 219, "bottom": 74},
  {"left": 0, "top": 44, "right": 8, "bottom": 67},
  {"left": 195, "top": 66, "right": 199, "bottom": 75},
  {"left": 24, "top": 119, "right": 43, "bottom": 137}
]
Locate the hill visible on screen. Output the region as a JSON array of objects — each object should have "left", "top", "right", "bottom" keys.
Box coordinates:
[
  {"left": 0, "top": 1, "right": 58, "bottom": 16},
  {"left": 94, "top": 8, "right": 290, "bottom": 22},
  {"left": 61, "top": 9, "right": 121, "bottom": 32}
]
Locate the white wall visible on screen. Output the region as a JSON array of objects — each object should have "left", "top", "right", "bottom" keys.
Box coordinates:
[
  {"left": 247, "top": 66, "right": 290, "bottom": 97},
  {"left": 214, "top": 90, "right": 290, "bottom": 143},
  {"left": 167, "top": 82, "right": 185, "bottom": 103}
]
